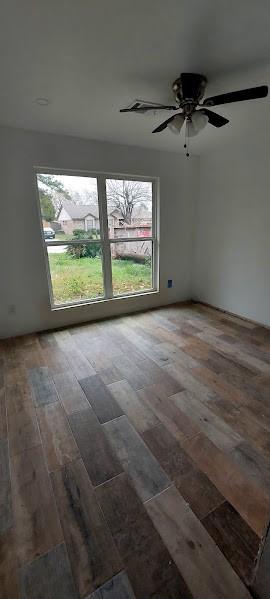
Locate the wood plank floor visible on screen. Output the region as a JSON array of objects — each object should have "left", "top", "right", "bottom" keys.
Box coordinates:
[{"left": 1, "top": 302, "right": 270, "bottom": 598}]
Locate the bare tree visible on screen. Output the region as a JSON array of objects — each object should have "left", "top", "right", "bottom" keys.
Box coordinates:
[
  {"left": 106, "top": 180, "right": 151, "bottom": 224},
  {"left": 72, "top": 188, "right": 98, "bottom": 205}
]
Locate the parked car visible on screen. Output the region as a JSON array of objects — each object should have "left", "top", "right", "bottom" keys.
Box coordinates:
[{"left": 43, "top": 227, "right": 55, "bottom": 240}]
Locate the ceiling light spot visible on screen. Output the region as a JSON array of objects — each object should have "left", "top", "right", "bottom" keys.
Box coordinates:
[{"left": 35, "top": 97, "right": 49, "bottom": 106}]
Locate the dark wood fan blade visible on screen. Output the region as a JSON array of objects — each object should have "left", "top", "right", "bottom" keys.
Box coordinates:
[
  {"left": 199, "top": 109, "right": 229, "bottom": 127},
  {"left": 152, "top": 114, "right": 180, "bottom": 133},
  {"left": 203, "top": 85, "right": 268, "bottom": 106},
  {"left": 120, "top": 103, "right": 178, "bottom": 113}
]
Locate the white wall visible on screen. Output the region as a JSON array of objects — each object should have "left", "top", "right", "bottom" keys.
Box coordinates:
[
  {"left": 1, "top": 126, "right": 198, "bottom": 338},
  {"left": 193, "top": 147, "right": 270, "bottom": 327}
]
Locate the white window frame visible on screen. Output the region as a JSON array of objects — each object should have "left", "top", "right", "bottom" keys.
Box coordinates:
[{"left": 34, "top": 168, "right": 159, "bottom": 310}]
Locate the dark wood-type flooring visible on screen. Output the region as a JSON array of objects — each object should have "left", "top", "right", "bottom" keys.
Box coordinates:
[{"left": 1, "top": 302, "right": 270, "bottom": 598}]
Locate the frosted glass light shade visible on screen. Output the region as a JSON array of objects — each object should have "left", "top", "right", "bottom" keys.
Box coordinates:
[
  {"left": 168, "top": 114, "right": 185, "bottom": 134},
  {"left": 187, "top": 112, "right": 208, "bottom": 137}
]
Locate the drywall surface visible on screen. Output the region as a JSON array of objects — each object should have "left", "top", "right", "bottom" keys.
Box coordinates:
[
  {"left": 193, "top": 147, "right": 270, "bottom": 326},
  {"left": 0, "top": 126, "right": 198, "bottom": 337}
]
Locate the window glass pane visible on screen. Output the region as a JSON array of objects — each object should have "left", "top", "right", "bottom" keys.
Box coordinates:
[
  {"left": 111, "top": 241, "right": 152, "bottom": 296},
  {"left": 106, "top": 179, "right": 152, "bottom": 239},
  {"left": 36, "top": 173, "right": 100, "bottom": 240},
  {"left": 47, "top": 244, "right": 104, "bottom": 305}
]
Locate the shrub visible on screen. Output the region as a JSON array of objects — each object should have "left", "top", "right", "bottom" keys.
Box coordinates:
[
  {"left": 114, "top": 253, "right": 150, "bottom": 265},
  {"left": 66, "top": 229, "right": 101, "bottom": 259}
]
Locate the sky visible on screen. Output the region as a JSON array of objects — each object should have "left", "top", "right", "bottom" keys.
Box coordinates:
[{"left": 56, "top": 174, "right": 98, "bottom": 195}]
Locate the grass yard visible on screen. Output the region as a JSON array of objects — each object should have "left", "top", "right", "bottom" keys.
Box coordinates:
[{"left": 49, "top": 252, "right": 152, "bottom": 304}]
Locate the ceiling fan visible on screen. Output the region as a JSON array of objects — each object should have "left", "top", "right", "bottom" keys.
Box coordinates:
[{"left": 120, "top": 73, "right": 268, "bottom": 156}]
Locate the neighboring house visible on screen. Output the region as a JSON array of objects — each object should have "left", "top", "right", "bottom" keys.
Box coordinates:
[
  {"left": 58, "top": 200, "right": 152, "bottom": 234},
  {"left": 131, "top": 205, "right": 152, "bottom": 226},
  {"left": 58, "top": 201, "right": 121, "bottom": 234}
]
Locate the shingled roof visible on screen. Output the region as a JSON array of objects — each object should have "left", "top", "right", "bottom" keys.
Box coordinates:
[
  {"left": 61, "top": 200, "right": 100, "bottom": 219},
  {"left": 61, "top": 200, "right": 151, "bottom": 221}
]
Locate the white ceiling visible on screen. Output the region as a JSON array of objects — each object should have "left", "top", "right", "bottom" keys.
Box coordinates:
[{"left": 1, "top": 0, "right": 270, "bottom": 154}]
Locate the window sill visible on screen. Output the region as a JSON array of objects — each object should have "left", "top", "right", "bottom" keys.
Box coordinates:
[{"left": 50, "top": 289, "right": 159, "bottom": 311}]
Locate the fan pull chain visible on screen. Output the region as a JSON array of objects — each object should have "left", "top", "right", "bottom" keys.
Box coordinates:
[{"left": 184, "top": 118, "right": 190, "bottom": 157}]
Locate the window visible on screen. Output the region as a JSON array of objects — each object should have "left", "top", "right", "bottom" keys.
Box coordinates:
[
  {"left": 85, "top": 218, "right": 95, "bottom": 231},
  {"left": 36, "top": 171, "right": 158, "bottom": 308}
]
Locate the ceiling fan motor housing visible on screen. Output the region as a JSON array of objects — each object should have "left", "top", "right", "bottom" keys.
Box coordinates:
[{"left": 173, "top": 73, "right": 207, "bottom": 107}]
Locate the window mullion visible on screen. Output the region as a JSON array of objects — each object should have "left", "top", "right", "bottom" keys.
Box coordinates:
[{"left": 97, "top": 175, "right": 113, "bottom": 299}]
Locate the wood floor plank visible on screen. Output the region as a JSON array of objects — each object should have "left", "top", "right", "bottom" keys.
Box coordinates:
[
  {"left": 11, "top": 445, "right": 63, "bottom": 564},
  {"left": 171, "top": 390, "right": 243, "bottom": 451},
  {"left": 64, "top": 346, "right": 96, "bottom": 380},
  {"left": 138, "top": 384, "right": 199, "bottom": 442},
  {"left": 6, "top": 383, "right": 40, "bottom": 456},
  {"left": 0, "top": 528, "right": 19, "bottom": 599},
  {"left": 183, "top": 433, "right": 270, "bottom": 537},
  {"left": 229, "top": 441, "right": 270, "bottom": 494},
  {"left": 0, "top": 388, "right": 7, "bottom": 440},
  {"left": 28, "top": 367, "right": 59, "bottom": 407},
  {"left": 53, "top": 372, "right": 90, "bottom": 414},
  {"left": 81, "top": 334, "right": 122, "bottom": 360},
  {"left": 68, "top": 408, "right": 123, "bottom": 486},
  {"left": 141, "top": 422, "right": 195, "bottom": 480},
  {"left": 252, "top": 524, "right": 270, "bottom": 599},
  {"left": 96, "top": 472, "right": 193, "bottom": 598},
  {"left": 99, "top": 366, "right": 123, "bottom": 385},
  {"left": 65, "top": 347, "right": 97, "bottom": 379},
  {"left": 202, "top": 501, "right": 260, "bottom": 585},
  {"left": 42, "top": 346, "right": 71, "bottom": 375},
  {"left": 164, "top": 362, "right": 216, "bottom": 403},
  {"left": 142, "top": 423, "right": 224, "bottom": 519},
  {"left": 104, "top": 416, "right": 171, "bottom": 502},
  {"left": 108, "top": 380, "right": 159, "bottom": 433},
  {"left": 20, "top": 343, "right": 46, "bottom": 370},
  {"left": 135, "top": 356, "right": 185, "bottom": 395},
  {"left": 149, "top": 311, "right": 180, "bottom": 331},
  {"left": 54, "top": 329, "right": 75, "bottom": 351},
  {"left": 38, "top": 332, "right": 58, "bottom": 349},
  {"left": 146, "top": 485, "right": 251, "bottom": 599},
  {"left": 0, "top": 439, "right": 12, "bottom": 533},
  {"left": 131, "top": 341, "right": 174, "bottom": 367},
  {"left": 79, "top": 375, "right": 123, "bottom": 424},
  {"left": 88, "top": 571, "right": 136, "bottom": 599},
  {"left": 191, "top": 365, "right": 270, "bottom": 428},
  {"left": 4, "top": 302, "right": 270, "bottom": 598},
  {"left": 37, "top": 402, "right": 80, "bottom": 472},
  {"left": 86, "top": 352, "right": 115, "bottom": 374},
  {"left": 95, "top": 472, "right": 157, "bottom": 559},
  {"left": 157, "top": 341, "right": 200, "bottom": 369},
  {"left": 0, "top": 358, "right": 4, "bottom": 389},
  {"left": 111, "top": 354, "right": 152, "bottom": 390},
  {"left": 18, "top": 543, "right": 78, "bottom": 599},
  {"left": 145, "top": 325, "right": 189, "bottom": 347},
  {"left": 207, "top": 397, "right": 270, "bottom": 459},
  {"left": 197, "top": 330, "right": 270, "bottom": 375},
  {"left": 184, "top": 342, "right": 257, "bottom": 384},
  {"left": 51, "top": 459, "right": 122, "bottom": 597}
]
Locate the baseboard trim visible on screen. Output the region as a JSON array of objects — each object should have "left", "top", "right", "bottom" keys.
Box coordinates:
[{"left": 191, "top": 299, "right": 270, "bottom": 330}]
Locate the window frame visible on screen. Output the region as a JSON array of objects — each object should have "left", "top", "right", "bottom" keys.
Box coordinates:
[{"left": 34, "top": 168, "right": 159, "bottom": 310}]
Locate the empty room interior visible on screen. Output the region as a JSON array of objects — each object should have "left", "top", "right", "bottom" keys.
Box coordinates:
[{"left": 1, "top": 1, "right": 270, "bottom": 598}]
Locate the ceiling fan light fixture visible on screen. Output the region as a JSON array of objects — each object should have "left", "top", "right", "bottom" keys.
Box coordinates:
[
  {"left": 168, "top": 114, "right": 185, "bottom": 134},
  {"left": 186, "top": 111, "right": 209, "bottom": 137}
]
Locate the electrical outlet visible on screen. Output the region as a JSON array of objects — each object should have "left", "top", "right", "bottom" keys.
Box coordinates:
[{"left": 167, "top": 279, "right": 173, "bottom": 288}]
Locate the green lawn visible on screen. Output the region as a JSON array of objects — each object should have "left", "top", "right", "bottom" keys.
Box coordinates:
[{"left": 49, "top": 253, "right": 152, "bottom": 304}]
